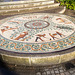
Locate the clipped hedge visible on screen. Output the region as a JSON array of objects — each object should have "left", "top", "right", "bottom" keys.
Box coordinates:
[{"left": 56, "top": 0, "right": 75, "bottom": 10}]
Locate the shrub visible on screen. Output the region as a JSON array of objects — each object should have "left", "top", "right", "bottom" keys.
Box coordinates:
[{"left": 56, "top": 0, "right": 75, "bottom": 10}]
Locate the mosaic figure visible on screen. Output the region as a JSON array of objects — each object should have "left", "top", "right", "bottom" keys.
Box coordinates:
[
  {"left": 56, "top": 18, "right": 71, "bottom": 24},
  {"left": 9, "top": 21, "right": 21, "bottom": 24},
  {"left": 56, "top": 31, "right": 65, "bottom": 37},
  {"left": 14, "top": 31, "right": 28, "bottom": 40},
  {"left": 35, "top": 34, "right": 46, "bottom": 42},
  {"left": 56, "top": 26, "right": 74, "bottom": 31},
  {"left": 1, "top": 26, "right": 18, "bottom": 33},
  {"left": 43, "top": 16, "right": 49, "bottom": 19},
  {"left": 49, "top": 31, "right": 65, "bottom": 40},
  {"left": 49, "top": 33, "right": 58, "bottom": 40}
]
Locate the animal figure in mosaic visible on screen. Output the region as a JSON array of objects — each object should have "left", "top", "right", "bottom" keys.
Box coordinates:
[
  {"left": 43, "top": 16, "right": 49, "bottom": 19},
  {"left": 23, "top": 16, "right": 37, "bottom": 19},
  {"left": 9, "top": 21, "right": 21, "bottom": 24},
  {"left": 56, "top": 18, "right": 71, "bottom": 24},
  {"left": 56, "top": 31, "right": 65, "bottom": 37},
  {"left": 56, "top": 26, "right": 74, "bottom": 30},
  {"left": 14, "top": 32, "right": 28, "bottom": 40},
  {"left": 49, "top": 33, "right": 58, "bottom": 40},
  {"left": 21, "top": 36, "right": 31, "bottom": 41},
  {"left": 35, "top": 34, "right": 46, "bottom": 42},
  {"left": 1, "top": 26, "right": 18, "bottom": 33},
  {"left": 49, "top": 31, "right": 65, "bottom": 40}
]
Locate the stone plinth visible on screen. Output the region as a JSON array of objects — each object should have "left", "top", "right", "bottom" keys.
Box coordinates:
[{"left": 0, "top": 13, "right": 75, "bottom": 66}]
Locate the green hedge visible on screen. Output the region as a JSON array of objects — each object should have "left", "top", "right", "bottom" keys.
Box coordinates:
[{"left": 57, "top": 0, "right": 75, "bottom": 10}]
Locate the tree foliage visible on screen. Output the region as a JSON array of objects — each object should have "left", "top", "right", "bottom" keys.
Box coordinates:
[{"left": 56, "top": 0, "right": 75, "bottom": 10}]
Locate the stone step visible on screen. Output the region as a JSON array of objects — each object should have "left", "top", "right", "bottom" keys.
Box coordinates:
[
  {"left": 0, "top": 3, "right": 60, "bottom": 15},
  {"left": 35, "top": 6, "right": 66, "bottom": 14},
  {"left": 0, "top": 6, "right": 66, "bottom": 19},
  {"left": 0, "top": 0, "right": 54, "bottom": 10},
  {"left": 0, "top": 0, "right": 54, "bottom": 6}
]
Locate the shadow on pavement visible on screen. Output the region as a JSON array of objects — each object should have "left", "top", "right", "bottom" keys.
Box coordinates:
[{"left": 0, "top": 59, "right": 17, "bottom": 75}]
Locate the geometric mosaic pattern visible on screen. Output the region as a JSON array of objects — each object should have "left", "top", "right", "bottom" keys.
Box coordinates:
[{"left": 0, "top": 13, "right": 75, "bottom": 53}]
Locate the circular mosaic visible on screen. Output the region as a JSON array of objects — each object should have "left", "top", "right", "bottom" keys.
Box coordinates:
[{"left": 0, "top": 13, "right": 75, "bottom": 53}]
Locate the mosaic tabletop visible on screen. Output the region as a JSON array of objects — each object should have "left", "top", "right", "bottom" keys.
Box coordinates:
[{"left": 0, "top": 13, "right": 75, "bottom": 53}]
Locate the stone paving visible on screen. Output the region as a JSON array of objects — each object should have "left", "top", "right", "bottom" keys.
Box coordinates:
[
  {"left": 5, "top": 60, "right": 74, "bottom": 75},
  {"left": 64, "top": 9, "right": 75, "bottom": 18},
  {"left": 35, "top": 64, "right": 75, "bottom": 75}
]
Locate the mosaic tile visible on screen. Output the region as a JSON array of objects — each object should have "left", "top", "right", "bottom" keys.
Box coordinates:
[{"left": 0, "top": 13, "right": 75, "bottom": 53}]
